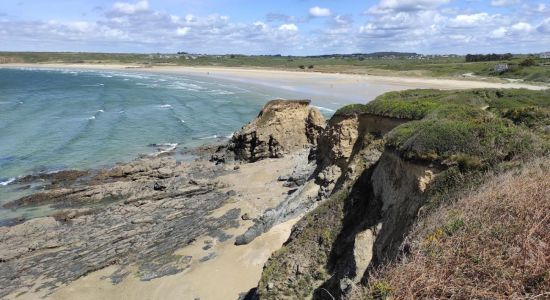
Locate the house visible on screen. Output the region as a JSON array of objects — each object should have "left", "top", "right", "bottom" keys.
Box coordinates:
[
  {"left": 494, "top": 63, "right": 509, "bottom": 73},
  {"left": 540, "top": 52, "right": 550, "bottom": 59}
]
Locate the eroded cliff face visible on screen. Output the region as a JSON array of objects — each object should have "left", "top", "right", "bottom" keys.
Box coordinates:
[
  {"left": 256, "top": 112, "right": 438, "bottom": 300},
  {"left": 226, "top": 99, "right": 325, "bottom": 162},
  {"left": 315, "top": 114, "right": 408, "bottom": 200}
]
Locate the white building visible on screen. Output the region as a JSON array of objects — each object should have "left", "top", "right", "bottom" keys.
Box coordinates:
[{"left": 494, "top": 64, "right": 509, "bottom": 73}]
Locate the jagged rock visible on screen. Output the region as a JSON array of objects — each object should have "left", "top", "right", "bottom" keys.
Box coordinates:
[{"left": 226, "top": 100, "right": 325, "bottom": 162}]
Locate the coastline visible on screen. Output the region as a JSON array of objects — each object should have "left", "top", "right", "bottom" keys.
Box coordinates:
[
  {"left": 1, "top": 146, "right": 309, "bottom": 300},
  {"left": 1, "top": 65, "right": 548, "bottom": 299},
  {"left": 2, "top": 64, "right": 547, "bottom": 106}
]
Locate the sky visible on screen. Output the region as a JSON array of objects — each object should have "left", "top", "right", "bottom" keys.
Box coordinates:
[{"left": 0, "top": 0, "right": 549, "bottom": 55}]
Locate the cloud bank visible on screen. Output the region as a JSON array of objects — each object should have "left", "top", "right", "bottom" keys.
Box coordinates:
[{"left": 0, "top": 0, "right": 548, "bottom": 54}]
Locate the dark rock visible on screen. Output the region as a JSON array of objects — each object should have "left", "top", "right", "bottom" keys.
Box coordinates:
[
  {"left": 283, "top": 181, "right": 297, "bottom": 188},
  {"left": 239, "top": 287, "right": 259, "bottom": 300},
  {"left": 288, "top": 189, "right": 298, "bottom": 195},
  {"left": 199, "top": 253, "right": 216, "bottom": 262},
  {"left": 153, "top": 182, "right": 166, "bottom": 191},
  {"left": 277, "top": 175, "right": 290, "bottom": 181},
  {"left": 241, "top": 213, "right": 251, "bottom": 221}
]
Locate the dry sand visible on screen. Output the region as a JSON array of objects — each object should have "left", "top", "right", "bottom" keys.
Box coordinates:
[
  {"left": 12, "top": 156, "right": 302, "bottom": 300},
  {"left": 2, "top": 63, "right": 547, "bottom": 109},
  {"left": 46, "top": 219, "right": 297, "bottom": 300},
  {"left": 3, "top": 63, "right": 547, "bottom": 300}
]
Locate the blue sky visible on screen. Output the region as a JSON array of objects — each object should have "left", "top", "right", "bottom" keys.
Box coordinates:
[{"left": 1, "top": 0, "right": 549, "bottom": 55}]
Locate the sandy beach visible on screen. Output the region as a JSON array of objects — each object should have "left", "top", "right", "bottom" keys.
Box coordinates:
[
  {"left": 1, "top": 63, "right": 548, "bottom": 300},
  {"left": 2, "top": 63, "right": 547, "bottom": 107},
  {"left": 4, "top": 152, "right": 306, "bottom": 300}
]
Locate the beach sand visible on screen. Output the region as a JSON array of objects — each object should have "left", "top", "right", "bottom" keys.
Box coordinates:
[
  {"left": 3, "top": 63, "right": 547, "bottom": 300},
  {"left": 10, "top": 156, "right": 302, "bottom": 300},
  {"left": 46, "top": 218, "right": 297, "bottom": 300},
  {"left": 2, "top": 64, "right": 547, "bottom": 107}
]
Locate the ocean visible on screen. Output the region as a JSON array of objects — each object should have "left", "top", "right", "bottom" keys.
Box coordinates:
[{"left": 0, "top": 67, "right": 340, "bottom": 218}]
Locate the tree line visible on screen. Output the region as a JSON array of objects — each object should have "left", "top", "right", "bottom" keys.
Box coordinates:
[{"left": 465, "top": 53, "right": 513, "bottom": 62}]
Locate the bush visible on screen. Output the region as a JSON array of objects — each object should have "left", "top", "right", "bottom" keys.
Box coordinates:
[
  {"left": 385, "top": 109, "right": 541, "bottom": 166},
  {"left": 519, "top": 58, "right": 536, "bottom": 67}
]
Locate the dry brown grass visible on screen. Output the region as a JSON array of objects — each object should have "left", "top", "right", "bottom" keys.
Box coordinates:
[{"left": 366, "top": 158, "right": 550, "bottom": 299}]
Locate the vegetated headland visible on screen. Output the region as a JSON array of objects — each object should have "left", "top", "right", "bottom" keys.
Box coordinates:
[
  {"left": 1, "top": 51, "right": 550, "bottom": 84},
  {"left": 1, "top": 87, "right": 548, "bottom": 299}
]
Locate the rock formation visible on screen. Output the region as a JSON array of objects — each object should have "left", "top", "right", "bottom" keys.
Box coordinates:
[
  {"left": 227, "top": 99, "right": 325, "bottom": 162},
  {"left": 254, "top": 88, "right": 550, "bottom": 300}
]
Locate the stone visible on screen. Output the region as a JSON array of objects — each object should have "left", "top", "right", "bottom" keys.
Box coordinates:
[
  {"left": 153, "top": 182, "right": 166, "bottom": 191},
  {"left": 157, "top": 167, "right": 173, "bottom": 178},
  {"left": 131, "top": 217, "right": 154, "bottom": 224},
  {"left": 224, "top": 100, "right": 325, "bottom": 162}
]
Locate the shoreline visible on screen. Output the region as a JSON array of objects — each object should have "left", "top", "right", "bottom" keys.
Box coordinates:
[
  {"left": 2, "top": 64, "right": 547, "bottom": 105},
  {"left": 1, "top": 144, "right": 311, "bottom": 299}
]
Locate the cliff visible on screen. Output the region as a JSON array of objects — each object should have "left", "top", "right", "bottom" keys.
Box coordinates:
[
  {"left": 217, "top": 99, "right": 325, "bottom": 162},
  {"left": 251, "top": 88, "right": 550, "bottom": 299}
]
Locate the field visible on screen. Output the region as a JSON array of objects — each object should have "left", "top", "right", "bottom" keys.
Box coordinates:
[{"left": 1, "top": 51, "right": 549, "bottom": 83}]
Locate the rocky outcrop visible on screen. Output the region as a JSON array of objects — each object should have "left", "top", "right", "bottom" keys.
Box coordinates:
[
  {"left": 235, "top": 112, "right": 406, "bottom": 248},
  {"left": 227, "top": 100, "right": 325, "bottom": 162},
  {"left": 0, "top": 156, "right": 241, "bottom": 298},
  {"left": 254, "top": 111, "right": 441, "bottom": 299},
  {"left": 257, "top": 149, "right": 439, "bottom": 299}
]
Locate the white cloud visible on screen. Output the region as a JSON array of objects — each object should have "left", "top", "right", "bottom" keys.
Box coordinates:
[
  {"left": 359, "top": 23, "right": 377, "bottom": 34},
  {"left": 491, "top": 0, "right": 521, "bottom": 7},
  {"left": 67, "top": 21, "right": 94, "bottom": 32},
  {"left": 176, "top": 27, "right": 190, "bottom": 36},
  {"left": 449, "top": 13, "right": 490, "bottom": 27},
  {"left": 185, "top": 14, "right": 196, "bottom": 23},
  {"left": 253, "top": 21, "right": 267, "bottom": 29},
  {"left": 111, "top": 0, "right": 149, "bottom": 15},
  {"left": 490, "top": 27, "right": 508, "bottom": 38},
  {"left": 369, "top": 0, "right": 450, "bottom": 13},
  {"left": 279, "top": 23, "right": 298, "bottom": 31},
  {"left": 309, "top": 6, "right": 332, "bottom": 17},
  {"left": 334, "top": 15, "right": 351, "bottom": 25},
  {"left": 1, "top": 0, "right": 549, "bottom": 55},
  {"left": 511, "top": 22, "right": 533, "bottom": 32}
]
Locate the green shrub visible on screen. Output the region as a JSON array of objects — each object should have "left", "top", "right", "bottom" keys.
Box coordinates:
[
  {"left": 519, "top": 58, "right": 536, "bottom": 67},
  {"left": 371, "top": 282, "right": 392, "bottom": 299},
  {"left": 379, "top": 89, "right": 549, "bottom": 166}
]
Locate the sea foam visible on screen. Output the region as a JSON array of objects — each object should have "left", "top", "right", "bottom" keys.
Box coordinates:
[{"left": 0, "top": 178, "right": 15, "bottom": 186}]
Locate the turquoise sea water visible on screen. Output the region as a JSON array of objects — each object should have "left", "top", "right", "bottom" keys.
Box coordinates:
[{"left": 0, "top": 67, "right": 340, "bottom": 214}]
